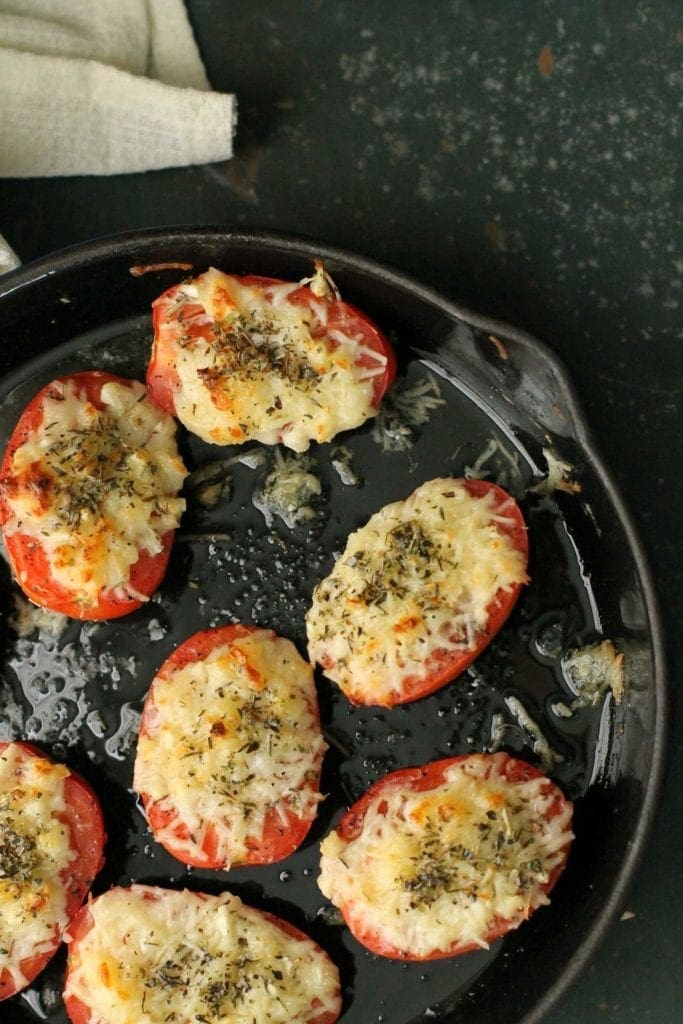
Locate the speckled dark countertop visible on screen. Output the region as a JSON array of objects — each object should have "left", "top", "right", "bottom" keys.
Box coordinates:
[{"left": 2, "top": 2, "right": 681, "bottom": 1021}]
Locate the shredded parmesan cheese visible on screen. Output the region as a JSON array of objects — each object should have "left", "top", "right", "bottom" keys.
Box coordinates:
[
  {"left": 371, "top": 371, "right": 444, "bottom": 452},
  {"left": 64, "top": 886, "right": 341, "bottom": 1024}
]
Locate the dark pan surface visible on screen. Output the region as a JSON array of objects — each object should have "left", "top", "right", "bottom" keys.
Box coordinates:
[{"left": 0, "top": 229, "right": 666, "bottom": 1024}]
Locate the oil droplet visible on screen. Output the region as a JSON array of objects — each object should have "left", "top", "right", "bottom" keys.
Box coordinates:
[
  {"left": 39, "top": 973, "right": 64, "bottom": 1014},
  {"left": 279, "top": 870, "right": 292, "bottom": 882},
  {"left": 19, "top": 989, "right": 48, "bottom": 1018},
  {"left": 316, "top": 904, "right": 344, "bottom": 926},
  {"left": 86, "top": 710, "right": 107, "bottom": 738},
  {"left": 533, "top": 614, "right": 565, "bottom": 659},
  {"left": 104, "top": 702, "right": 141, "bottom": 761}
]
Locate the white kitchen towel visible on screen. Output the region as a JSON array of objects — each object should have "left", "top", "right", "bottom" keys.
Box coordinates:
[
  {"left": 0, "top": 0, "right": 236, "bottom": 176},
  {"left": 0, "top": 232, "right": 20, "bottom": 272}
]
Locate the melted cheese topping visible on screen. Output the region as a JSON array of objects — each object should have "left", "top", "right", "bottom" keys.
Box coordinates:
[
  {"left": 133, "top": 631, "right": 326, "bottom": 866},
  {"left": 155, "top": 266, "right": 386, "bottom": 451},
  {"left": 64, "top": 886, "right": 341, "bottom": 1024},
  {"left": 306, "top": 478, "right": 528, "bottom": 705},
  {"left": 2, "top": 378, "right": 187, "bottom": 606},
  {"left": 0, "top": 744, "right": 74, "bottom": 988},
  {"left": 318, "top": 753, "right": 573, "bottom": 958}
]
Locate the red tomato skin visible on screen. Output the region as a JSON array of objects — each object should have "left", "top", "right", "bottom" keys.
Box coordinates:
[
  {"left": 61, "top": 904, "right": 95, "bottom": 1024},
  {"left": 142, "top": 799, "right": 314, "bottom": 870},
  {"left": 64, "top": 889, "right": 341, "bottom": 1024},
  {"left": 343, "top": 479, "right": 529, "bottom": 708},
  {"left": 330, "top": 753, "right": 572, "bottom": 961},
  {"left": 146, "top": 271, "right": 396, "bottom": 422},
  {"left": 0, "top": 741, "right": 105, "bottom": 1001},
  {"left": 0, "top": 371, "right": 180, "bottom": 620},
  {"left": 137, "top": 624, "right": 324, "bottom": 869}
]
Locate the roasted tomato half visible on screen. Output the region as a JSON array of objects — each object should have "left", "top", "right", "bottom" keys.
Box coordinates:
[
  {"left": 0, "top": 371, "right": 187, "bottom": 619},
  {"left": 147, "top": 261, "right": 396, "bottom": 451},
  {"left": 318, "top": 752, "right": 573, "bottom": 960},
  {"left": 306, "top": 477, "right": 529, "bottom": 706},
  {"left": 64, "top": 886, "right": 341, "bottom": 1024},
  {"left": 0, "top": 741, "right": 105, "bottom": 1000}
]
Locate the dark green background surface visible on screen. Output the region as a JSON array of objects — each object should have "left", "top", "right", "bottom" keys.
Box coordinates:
[{"left": 1, "top": 2, "right": 681, "bottom": 1021}]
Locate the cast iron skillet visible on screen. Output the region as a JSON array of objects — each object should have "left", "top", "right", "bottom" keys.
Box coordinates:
[{"left": 0, "top": 228, "right": 666, "bottom": 1024}]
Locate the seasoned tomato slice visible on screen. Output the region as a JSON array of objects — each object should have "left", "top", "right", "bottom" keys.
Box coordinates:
[
  {"left": 0, "top": 741, "right": 105, "bottom": 1000},
  {"left": 306, "top": 477, "right": 529, "bottom": 706},
  {"left": 146, "top": 261, "right": 396, "bottom": 451},
  {"left": 133, "top": 624, "right": 327, "bottom": 869},
  {"left": 0, "top": 371, "right": 187, "bottom": 620},
  {"left": 64, "top": 886, "right": 341, "bottom": 1024},
  {"left": 318, "top": 752, "right": 573, "bottom": 960}
]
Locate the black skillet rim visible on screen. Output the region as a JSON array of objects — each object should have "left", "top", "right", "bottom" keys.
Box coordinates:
[{"left": 0, "top": 225, "right": 668, "bottom": 1024}]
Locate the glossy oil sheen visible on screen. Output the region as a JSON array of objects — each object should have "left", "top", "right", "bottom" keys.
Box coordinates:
[{"left": 0, "top": 231, "right": 663, "bottom": 1024}]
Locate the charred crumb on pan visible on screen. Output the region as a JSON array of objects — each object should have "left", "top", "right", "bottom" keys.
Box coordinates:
[
  {"left": 129, "top": 262, "right": 194, "bottom": 277},
  {"left": 488, "top": 335, "right": 509, "bottom": 360},
  {"left": 530, "top": 448, "right": 581, "bottom": 496},
  {"left": 562, "top": 639, "right": 624, "bottom": 707},
  {"left": 252, "top": 449, "right": 322, "bottom": 529}
]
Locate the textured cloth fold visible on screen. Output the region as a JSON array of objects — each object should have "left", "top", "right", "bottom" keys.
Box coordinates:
[
  {"left": 0, "top": 232, "right": 20, "bottom": 272},
  {"left": 0, "top": 0, "right": 236, "bottom": 177}
]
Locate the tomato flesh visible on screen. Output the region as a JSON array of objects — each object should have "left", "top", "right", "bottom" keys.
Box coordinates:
[
  {"left": 0, "top": 741, "right": 105, "bottom": 1001},
  {"left": 0, "top": 371, "right": 182, "bottom": 620}
]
